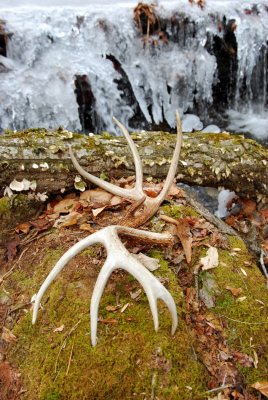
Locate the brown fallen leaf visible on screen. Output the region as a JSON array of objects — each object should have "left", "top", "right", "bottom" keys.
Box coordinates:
[
  {"left": 98, "top": 318, "right": 118, "bottom": 325},
  {"left": 15, "top": 222, "right": 31, "bottom": 234},
  {"left": 105, "top": 305, "right": 121, "bottom": 312},
  {"left": 53, "top": 324, "right": 65, "bottom": 333},
  {"left": 79, "top": 223, "right": 94, "bottom": 233},
  {"left": 92, "top": 206, "right": 108, "bottom": 217},
  {"left": 80, "top": 189, "right": 112, "bottom": 204},
  {"left": 176, "top": 219, "right": 192, "bottom": 264},
  {"left": 110, "top": 195, "right": 124, "bottom": 206},
  {"left": 232, "top": 351, "right": 254, "bottom": 367},
  {"left": 30, "top": 218, "right": 54, "bottom": 232},
  {"left": 160, "top": 215, "right": 192, "bottom": 264},
  {"left": 252, "top": 381, "right": 268, "bottom": 397},
  {"left": 238, "top": 198, "right": 256, "bottom": 217},
  {"left": 1, "top": 327, "right": 17, "bottom": 343},
  {"left": 6, "top": 239, "right": 20, "bottom": 262},
  {"left": 54, "top": 211, "right": 82, "bottom": 228},
  {"left": 53, "top": 198, "right": 78, "bottom": 214},
  {"left": 225, "top": 286, "right": 243, "bottom": 297}
]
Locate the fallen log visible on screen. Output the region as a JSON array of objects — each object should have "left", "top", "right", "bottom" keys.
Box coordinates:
[{"left": 0, "top": 128, "right": 267, "bottom": 200}]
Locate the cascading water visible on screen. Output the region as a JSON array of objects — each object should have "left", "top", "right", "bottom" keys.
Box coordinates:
[{"left": 0, "top": 0, "right": 267, "bottom": 140}]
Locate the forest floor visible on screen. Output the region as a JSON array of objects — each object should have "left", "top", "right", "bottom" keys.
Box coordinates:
[{"left": 0, "top": 179, "right": 268, "bottom": 400}]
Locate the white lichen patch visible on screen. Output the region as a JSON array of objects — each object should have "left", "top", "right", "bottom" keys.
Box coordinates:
[
  {"left": 111, "top": 155, "right": 129, "bottom": 168},
  {"left": 156, "top": 158, "right": 168, "bottom": 166},
  {"left": 40, "top": 162, "right": 49, "bottom": 171},
  {"left": 74, "top": 175, "right": 86, "bottom": 191},
  {"left": 35, "top": 192, "right": 48, "bottom": 201},
  {"left": 60, "top": 130, "right": 73, "bottom": 139},
  {"left": 105, "top": 151, "right": 115, "bottom": 156},
  {"left": 9, "top": 178, "right": 37, "bottom": 192},
  {"left": 144, "top": 159, "right": 155, "bottom": 167}
]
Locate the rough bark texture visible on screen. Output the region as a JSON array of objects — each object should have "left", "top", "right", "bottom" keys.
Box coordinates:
[{"left": 0, "top": 128, "right": 267, "bottom": 200}]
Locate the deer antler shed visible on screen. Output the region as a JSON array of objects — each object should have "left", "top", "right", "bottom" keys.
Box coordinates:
[{"left": 32, "top": 112, "right": 182, "bottom": 346}]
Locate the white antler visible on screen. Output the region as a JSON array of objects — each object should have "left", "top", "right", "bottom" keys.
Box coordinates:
[
  {"left": 32, "top": 226, "right": 178, "bottom": 346},
  {"left": 69, "top": 111, "right": 182, "bottom": 225}
]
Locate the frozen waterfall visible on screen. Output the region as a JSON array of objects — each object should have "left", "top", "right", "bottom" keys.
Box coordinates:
[{"left": 0, "top": 0, "right": 267, "bottom": 139}]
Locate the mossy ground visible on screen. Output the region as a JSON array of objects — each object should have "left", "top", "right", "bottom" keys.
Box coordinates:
[
  {"left": 2, "top": 202, "right": 268, "bottom": 399},
  {"left": 4, "top": 231, "right": 208, "bottom": 400}
]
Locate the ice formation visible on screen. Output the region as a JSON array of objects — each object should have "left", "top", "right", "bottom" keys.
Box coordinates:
[
  {"left": 215, "top": 189, "right": 238, "bottom": 219},
  {"left": 0, "top": 0, "right": 267, "bottom": 138}
]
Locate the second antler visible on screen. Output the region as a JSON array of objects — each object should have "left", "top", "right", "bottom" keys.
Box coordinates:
[{"left": 69, "top": 111, "right": 182, "bottom": 226}]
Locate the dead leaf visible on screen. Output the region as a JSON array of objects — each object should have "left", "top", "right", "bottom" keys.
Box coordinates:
[
  {"left": 1, "top": 327, "right": 17, "bottom": 343},
  {"left": 79, "top": 223, "right": 94, "bottom": 232},
  {"left": 132, "top": 253, "right": 160, "bottom": 271},
  {"left": 167, "top": 183, "right": 185, "bottom": 198},
  {"left": 225, "top": 286, "right": 243, "bottom": 297},
  {"left": 15, "top": 222, "right": 31, "bottom": 234},
  {"left": 54, "top": 198, "right": 78, "bottom": 214},
  {"left": 233, "top": 351, "right": 254, "bottom": 367},
  {"left": 54, "top": 211, "right": 82, "bottom": 228},
  {"left": 200, "top": 247, "right": 218, "bottom": 270},
  {"left": 252, "top": 381, "right": 268, "bottom": 397},
  {"left": 53, "top": 324, "right": 65, "bottom": 333},
  {"left": 80, "top": 189, "right": 112, "bottom": 204},
  {"left": 6, "top": 239, "right": 20, "bottom": 262},
  {"left": 30, "top": 218, "right": 54, "bottom": 231},
  {"left": 176, "top": 220, "right": 192, "bottom": 264},
  {"left": 110, "top": 195, "right": 124, "bottom": 206},
  {"left": 105, "top": 305, "right": 121, "bottom": 312},
  {"left": 98, "top": 318, "right": 118, "bottom": 325},
  {"left": 161, "top": 215, "right": 192, "bottom": 264},
  {"left": 239, "top": 198, "right": 256, "bottom": 217},
  {"left": 92, "top": 206, "right": 108, "bottom": 217}
]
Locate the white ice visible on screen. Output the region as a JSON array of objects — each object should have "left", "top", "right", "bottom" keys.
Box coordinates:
[{"left": 0, "top": 0, "right": 267, "bottom": 137}]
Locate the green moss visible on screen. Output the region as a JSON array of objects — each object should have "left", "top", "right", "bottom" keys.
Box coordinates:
[
  {"left": 161, "top": 203, "right": 199, "bottom": 218},
  {"left": 7, "top": 246, "right": 209, "bottom": 400},
  {"left": 211, "top": 235, "right": 268, "bottom": 386}
]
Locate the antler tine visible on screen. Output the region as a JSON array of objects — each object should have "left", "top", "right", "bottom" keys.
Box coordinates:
[
  {"left": 112, "top": 117, "right": 143, "bottom": 192},
  {"left": 69, "top": 116, "right": 146, "bottom": 201},
  {"left": 32, "top": 226, "right": 178, "bottom": 347},
  {"left": 32, "top": 230, "right": 103, "bottom": 325},
  {"left": 69, "top": 146, "right": 141, "bottom": 201},
  {"left": 153, "top": 110, "right": 183, "bottom": 206}
]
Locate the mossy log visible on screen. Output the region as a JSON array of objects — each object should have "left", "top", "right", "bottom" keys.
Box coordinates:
[{"left": 0, "top": 128, "right": 267, "bottom": 201}]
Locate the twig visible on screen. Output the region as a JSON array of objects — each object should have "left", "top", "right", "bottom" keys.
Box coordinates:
[
  {"left": 0, "top": 246, "right": 30, "bottom": 285},
  {"left": 65, "top": 340, "right": 75, "bottom": 376},
  {"left": 205, "top": 384, "right": 232, "bottom": 393},
  {"left": 260, "top": 250, "right": 268, "bottom": 288},
  {"left": 219, "top": 314, "right": 268, "bottom": 325},
  {"left": 54, "top": 319, "right": 81, "bottom": 374}
]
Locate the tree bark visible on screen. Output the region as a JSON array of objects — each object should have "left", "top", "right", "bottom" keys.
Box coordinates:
[{"left": 0, "top": 128, "right": 267, "bottom": 200}]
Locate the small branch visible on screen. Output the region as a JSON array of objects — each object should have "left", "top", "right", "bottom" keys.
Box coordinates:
[
  {"left": 54, "top": 319, "right": 81, "bottom": 374},
  {"left": 218, "top": 314, "right": 268, "bottom": 325},
  {"left": 260, "top": 250, "right": 268, "bottom": 288}
]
